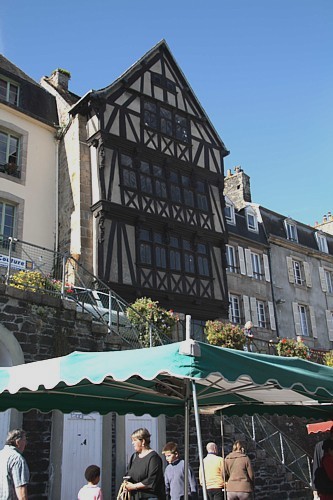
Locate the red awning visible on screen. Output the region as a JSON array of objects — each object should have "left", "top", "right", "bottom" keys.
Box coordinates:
[{"left": 307, "top": 421, "right": 333, "bottom": 434}]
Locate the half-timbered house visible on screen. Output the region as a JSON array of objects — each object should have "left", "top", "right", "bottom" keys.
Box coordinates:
[{"left": 47, "top": 40, "right": 230, "bottom": 328}]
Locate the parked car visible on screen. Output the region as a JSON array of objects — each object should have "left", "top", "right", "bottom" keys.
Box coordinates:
[{"left": 67, "top": 286, "right": 127, "bottom": 331}]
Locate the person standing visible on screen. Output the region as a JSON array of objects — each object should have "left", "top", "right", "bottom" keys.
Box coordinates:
[
  {"left": 199, "top": 442, "right": 225, "bottom": 500},
  {"left": 313, "top": 427, "right": 333, "bottom": 499},
  {"left": 124, "top": 427, "right": 165, "bottom": 499},
  {"left": 162, "top": 441, "right": 198, "bottom": 499},
  {"left": 0, "top": 428, "right": 30, "bottom": 500},
  {"left": 78, "top": 464, "right": 103, "bottom": 500},
  {"left": 225, "top": 441, "right": 254, "bottom": 500}
]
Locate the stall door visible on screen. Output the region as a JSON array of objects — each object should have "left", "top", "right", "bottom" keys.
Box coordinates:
[
  {"left": 125, "top": 414, "right": 158, "bottom": 466},
  {"left": 61, "top": 412, "right": 102, "bottom": 500},
  {"left": 0, "top": 410, "right": 10, "bottom": 447}
]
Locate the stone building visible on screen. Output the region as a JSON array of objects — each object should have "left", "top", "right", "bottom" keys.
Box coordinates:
[{"left": 225, "top": 167, "right": 333, "bottom": 349}]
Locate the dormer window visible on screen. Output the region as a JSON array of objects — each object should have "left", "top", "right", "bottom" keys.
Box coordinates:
[
  {"left": 284, "top": 219, "right": 298, "bottom": 242},
  {"left": 315, "top": 232, "right": 328, "bottom": 253},
  {"left": 0, "top": 77, "right": 19, "bottom": 106},
  {"left": 224, "top": 198, "right": 235, "bottom": 225},
  {"left": 246, "top": 207, "right": 258, "bottom": 232}
]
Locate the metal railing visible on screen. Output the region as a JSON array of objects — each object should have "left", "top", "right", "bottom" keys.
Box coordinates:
[
  {"left": 0, "top": 237, "right": 172, "bottom": 349},
  {"left": 225, "top": 414, "right": 313, "bottom": 489}
]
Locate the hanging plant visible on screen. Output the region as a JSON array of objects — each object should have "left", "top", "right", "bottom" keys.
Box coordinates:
[
  {"left": 205, "top": 320, "right": 246, "bottom": 350},
  {"left": 276, "top": 337, "right": 310, "bottom": 359},
  {"left": 126, "top": 297, "right": 177, "bottom": 347}
]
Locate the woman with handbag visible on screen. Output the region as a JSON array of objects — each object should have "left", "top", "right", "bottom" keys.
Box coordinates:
[{"left": 124, "top": 428, "right": 165, "bottom": 499}]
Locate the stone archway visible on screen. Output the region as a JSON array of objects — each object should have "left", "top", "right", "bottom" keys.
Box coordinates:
[{"left": 0, "top": 324, "right": 25, "bottom": 443}]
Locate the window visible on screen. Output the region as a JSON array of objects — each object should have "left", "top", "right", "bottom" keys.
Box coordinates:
[
  {"left": 224, "top": 200, "right": 235, "bottom": 225},
  {"left": 325, "top": 270, "right": 333, "bottom": 294},
  {"left": 226, "top": 245, "right": 237, "bottom": 273},
  {"left": 0, "top": 201, "right": 15, "bottom": 246},
  {"left": 284, "top": 219, "right": 298, "bottom": 242},
  {"left": 143, "top": 100, "right": 190, "bottom": 143},
  {"left": 257, "top": 301, "right": 266, "bottom": 328},
  {"left": 315, "top": 232, "right": 328, "bottom": 253},
  {"left": 196, "top": 181, "right": 208, "bottom": 211},
  {"left": 0, "top": 131, "right": 20, "bottom": 167},
  {"left": 151, "top": 72, "right": 176, "bottom": 94},
  {"left": 229, "top": 294, "right": 241, "bottom": 324},
  {"left": 138, "top": 230, "right": 211, "bottom": 277},
  {"left": 292, "top": 260, "right": 304, "bottom": 286},
  {"left": 299, "top": 305, "right": 309, "bottom": 337},
  {"left": 251, "top": 252, "right": 263, "bottom": 280},
  {"left": 246, "top": 208, "right": 258, "bottom": 232},
  {"left": 0, "top": 77, "right": 19, "bottom": 106}
]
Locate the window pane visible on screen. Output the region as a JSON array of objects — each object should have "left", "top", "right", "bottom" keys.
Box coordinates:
[
  {"left": 155, "top": 180, "right": 167, "bottom": 198},
  {"left": 170, "top": 249, "right": 181, "bottom": 270},
  {"left": 121, "top": 154, "right": 133, "bottom": 167},
  {"left": 140, "top": 161, "right": 150, "bottom": 173},
  {"left": 197, "top": 193, "right": 208, "bottom": 211},
  {"left": 153, "top": 165, "right": 163, "bottom": 178},
  {"left": 198, "top": 256, "right": 209, "bottom": 276},
  {"left": 140, "top": 243, "right": 151, "bottom": 264},
  {"left": 170, "top": 237, "right": 179, "bottom": 248},
  {"left": 0, "top": 79, "right": 6, "bottom": 100},
  {"left": 154, "top": 233, "right": 163, "bottom": 243},
  {"left": 140, "top": 175, "right": 153, "bottom": 193},
  {"left": 140, "top": 229, "right": 151, "bottom": 241},
  {"left": 156, "top": 246, "right": 166, "bottom": 268},
  {"left": 0, "top": 202, "right": 15, "bottom": 237},
  {"left": 9, "top": 83, "right": 19, "bottom": 105},
  {"left": 123, "top": 169, "right": 137, "bottom": 188},
  {"left": 184, "top": 189, "right": 194, "bottom": 207},
  {"left": 184, "top": 253, "right": 195, "bottom": 273},
  {"left": 0, "top": 132, "right": 7, "bottom": 165},
  {"left": 171, "top": 185, "right": 181, "bottom": 203},
  {"left": 8, "top": 136, "right": 19, "bottom": 163},
  {"left": 175, "top": 114, "right": 189, "bottom": 142}
]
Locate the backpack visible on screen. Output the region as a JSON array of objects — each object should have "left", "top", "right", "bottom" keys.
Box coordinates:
[{"left": 314, "top": 465, "right": 333, "bottom": 493}]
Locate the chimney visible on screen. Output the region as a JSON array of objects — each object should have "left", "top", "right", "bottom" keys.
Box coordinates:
[
  {"left": 224, "top": 166, "right": 251, "bottom": 210},
  {"left": 49, "top": 68, "right": 71, "bottom": 90}
]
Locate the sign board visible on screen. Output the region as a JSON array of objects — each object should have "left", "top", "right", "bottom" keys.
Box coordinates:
[{"left": 0, "top": 254, "right": 34, "bottom": 271}]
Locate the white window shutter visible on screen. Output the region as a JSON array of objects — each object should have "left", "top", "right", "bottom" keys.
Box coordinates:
[
  {"left": 245, "top": 249, "right": 253, "bottom": 277},
  {"left": 263, "top": 254, "right": 271, "bottom": 282},
  {"left": 250, "top": 296, "right": 258, "bottom": 327},
  {"left": 326, "top": 310, "right": 333, "bottom": 341},
  {"left": 309, "top": 306, "right": 317, "bottom": 338},
  {"left": 268, "top": 301, "right": 276, "bottom": 331},
  {"left": 286, "top": 256, "right": 294, "bottom": 283},
  {"left": 238, "top": 246, "right": 246, "bottom": 275},
  {"left": 243, "top": 295, "right": 251, "bottom": 323},
  {"left": 304, "top": 261, "right": 312, "bottom": 288},
  {"left": 319, "top": 267, "right": 327, "bottom": 292},
  {"left": 292, "top": 302, "right": 302, "bottom": 336}
]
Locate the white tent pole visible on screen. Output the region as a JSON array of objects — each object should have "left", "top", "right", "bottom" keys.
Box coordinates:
[
  {"left": 192, "top": 380, "right": 208, "bottom": 500},
  {"left": 184, "top": 393, "right": 190, "bottom": 500},
  {"left": 220, "top": 413, "right": 227, "bottom": 500}
]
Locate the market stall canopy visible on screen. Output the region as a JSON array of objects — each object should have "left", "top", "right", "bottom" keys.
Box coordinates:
[
  {"left": 306, "top": 420, "right": 333, "bottom": 434},
  {"left": 0, "top": 340, "right": 333, "bottom": 417}
]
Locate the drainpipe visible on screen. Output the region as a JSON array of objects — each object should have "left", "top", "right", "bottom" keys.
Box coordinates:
[
  {"left": 267, "top": 245, "right": 280, "bottom": 338},
  {"left": 55, "top": 137, "right": 59, "bottom": 252}
]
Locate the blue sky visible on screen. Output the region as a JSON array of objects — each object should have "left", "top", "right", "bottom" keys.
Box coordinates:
[{"left": 1, "top": 0, "right": 332, "bottom": 226}]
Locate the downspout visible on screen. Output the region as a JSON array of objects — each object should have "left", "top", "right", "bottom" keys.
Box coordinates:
[
  {"left": 267, "top": 245, "right": 280, "bottom": 338},
  {"left": 55, "top": 137, "right": 59, "bottom": 252}
]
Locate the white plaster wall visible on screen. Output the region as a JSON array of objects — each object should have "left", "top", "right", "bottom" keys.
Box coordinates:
[{"left": 0, "top": 105, "right": 57, "bottom": 249}]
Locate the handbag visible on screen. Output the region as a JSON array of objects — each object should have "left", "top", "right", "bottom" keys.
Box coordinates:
[{"left": 117, "top": 481, "right": 131, "bottom": 500}]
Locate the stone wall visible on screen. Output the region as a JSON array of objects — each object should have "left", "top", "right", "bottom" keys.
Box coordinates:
[
  {"left": 0, "top": 284, "right": 122, "bottom": 498},
  {"left": 166, "top": 414, "right": 314, "bottom": 500}
]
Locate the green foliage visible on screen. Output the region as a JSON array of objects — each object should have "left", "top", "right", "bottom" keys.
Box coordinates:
[
  {"left": 126, "top": 297, "right": 177, "bottom": 347},
  {"left": 205, "top": 320, "right": 246, "bottom": 350},
  {"left": 323, "top": 350, "right": 333, "bottom": 367},
  {"left": 276, "top": 337, "right": 310, "bottom": 359}
]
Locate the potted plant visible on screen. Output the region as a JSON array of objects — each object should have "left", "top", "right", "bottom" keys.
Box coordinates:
[
  {"left": 126, "top": 297, "right": 177, "bottom": 347},
  {"left": 205, "top": 320, "right": 246, "bottom": 350},
  {"left": 276, "top": 337, "right": 310, "bottom": 359}
]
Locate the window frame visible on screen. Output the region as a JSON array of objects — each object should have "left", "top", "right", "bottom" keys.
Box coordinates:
[
  {"left": 315, "top": 232, "right": 328, "bottom": 253},
  {"left": 224, "top": 199, "right": 235, "bottom": 225},
  {"left": 229, "top": 294, "right": 241, "bottom": 324},
  {"left": 251, "top": 252, "right": 263, "bottom": 280},
  {"left": 143, "top": 99, "right": 190, "bottom": 144},
  {"left": 0, "top": 76, "right": 19, "bottom": 106},
  {"left": 246, "top": 207, "right": 258, "bottom": 233},
  {"left": 0, "top": 129, "right": 20, "bottom": 172},
  {"left": 284, "top": 219, "right": 298, "bottom": 242},
  {"left": 226, "top": 245, "right": 237, "bottom": 273},
  {"left": 292, "top": 259, "right": 304, "bottom": 286},
  {"left": 298, "top": 304, "right": 310, "bottom": 337},
  {"left": 256, "top": 300, "right": 266, "bottom": 328},
  {"left": 0, "top": 200, "right": 16, "bottom": 247},
  {"left": 325, "top": 269, "right": 333, "bottom": 294}
]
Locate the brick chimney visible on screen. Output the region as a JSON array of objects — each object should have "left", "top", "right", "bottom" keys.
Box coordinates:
[
  {"left": 48, "top": 68, "right": 71, "bottom": 90},
  {"left": 224, "top": 166, "right": 252, "bottom": 210},
  {"left": 314, "top": 211, "right": 333, "bottom": 235}
]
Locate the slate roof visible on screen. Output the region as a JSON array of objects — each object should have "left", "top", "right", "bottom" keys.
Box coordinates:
[
  {"left": 0, "top": 54, "right": 58, "bottom": 126},
  {"left": 227, "top": 208, "right": 268, "bottom": 246}
]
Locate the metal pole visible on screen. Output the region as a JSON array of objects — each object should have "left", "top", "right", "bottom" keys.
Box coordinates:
[
  {"left": 5, "top": 237, "right": 13, "bottom": 285},
  {"left": 108, "top": 290, "right": 112, "bottom": 333},
  {"left": 61, "top": 253, "right": 67, "bottom": 298},
  {"left": 184, "top": 383, "right": 190, "bottom": 500},
  {"left": 220, "top": 414, "right": 227, "bottom": 500},
  {"left": 192, "top": 380, "right": 208, "bottom": 500}
]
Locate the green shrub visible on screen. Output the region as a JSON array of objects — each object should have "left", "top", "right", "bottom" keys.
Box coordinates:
[{"left": 205, "top": 320, "right": 246, "bottom": 350}]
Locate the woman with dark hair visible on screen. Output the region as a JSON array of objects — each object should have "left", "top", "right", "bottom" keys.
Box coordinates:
[
  {"left": 225, "top": 441, "right": 254, "bottom": 500},
  {"left": 124, "top": 428, "right": 165, "bottom": 499},
  {"left": 316, "top": 439, "right": 333, "bottom": 500}
]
